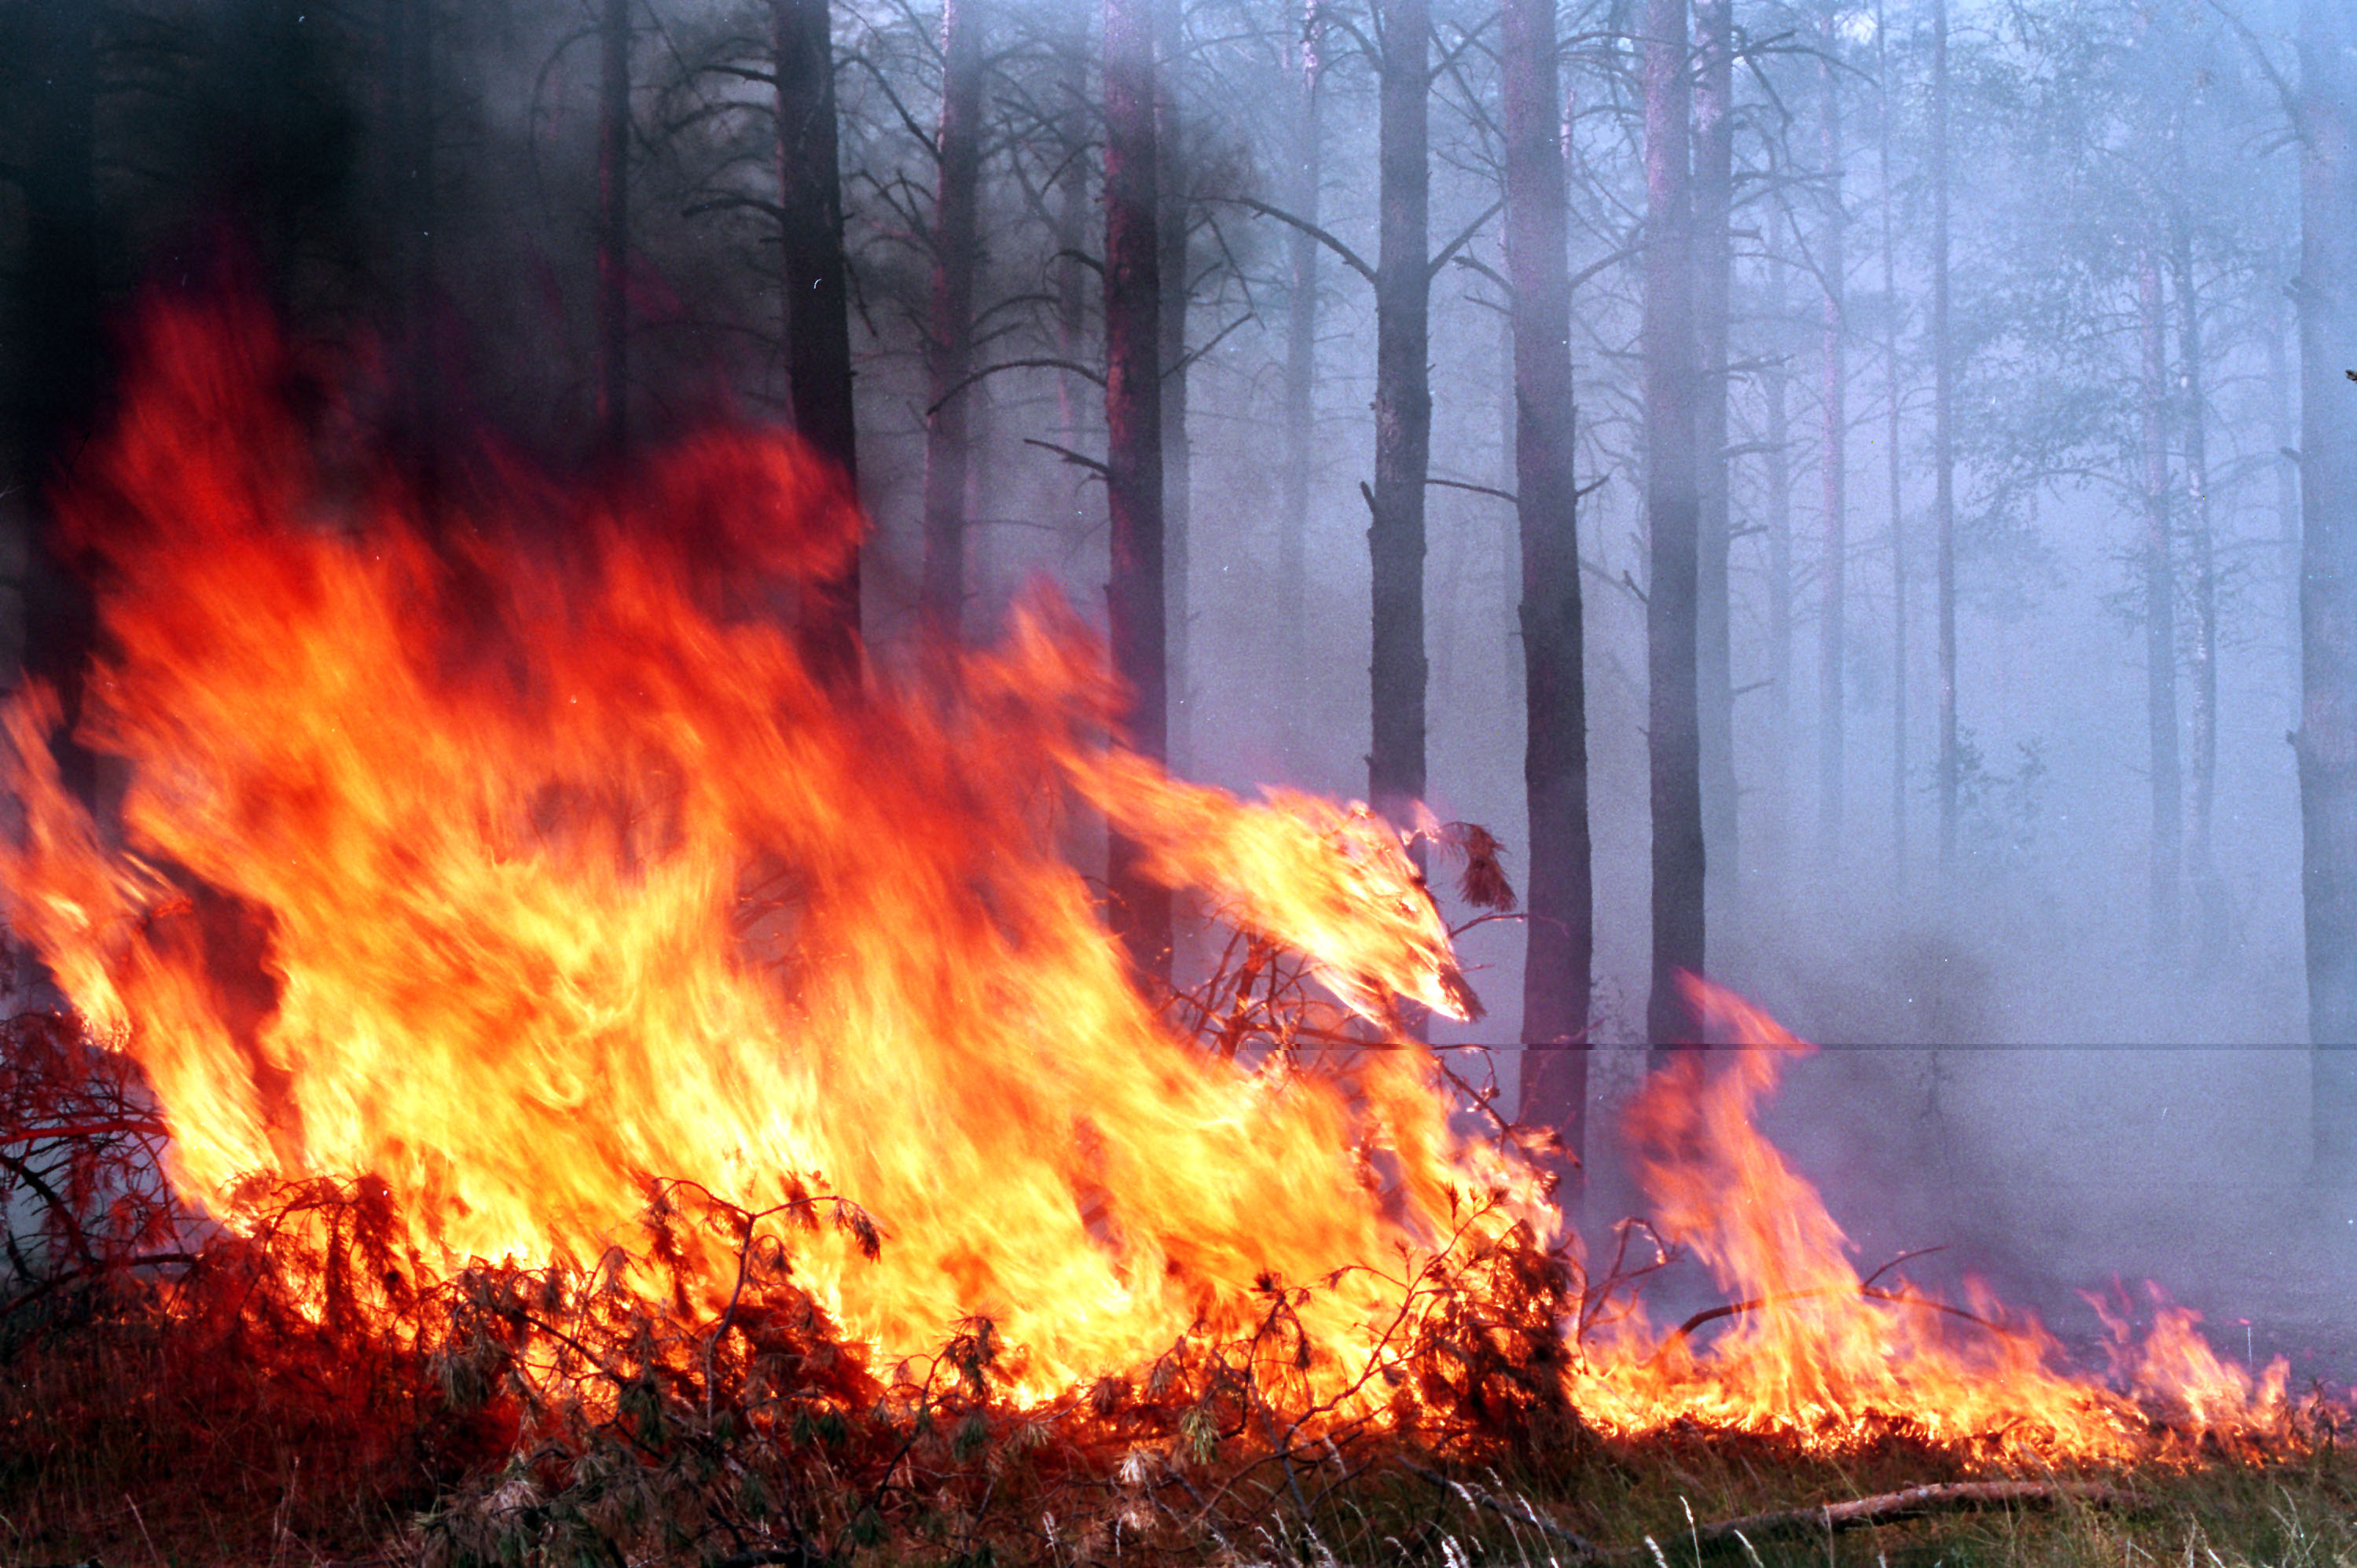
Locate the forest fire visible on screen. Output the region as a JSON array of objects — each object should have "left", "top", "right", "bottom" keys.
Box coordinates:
[{"left": 0, "top": 302, "right": 2315, "bottom": 1466}]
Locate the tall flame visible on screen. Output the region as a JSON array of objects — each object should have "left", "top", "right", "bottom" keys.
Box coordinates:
[
  {"left": 0, "top": 300, "right": 2311, "bottom": 1456},
  {"left": 0, "top": 299, "right": 1528, "bottom": 1392}
]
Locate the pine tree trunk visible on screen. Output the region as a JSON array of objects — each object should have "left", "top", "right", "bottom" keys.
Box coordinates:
[
  {"left": 9, "top": 0, "right": 102, "bottom": 809},
  {"left": 1817, "top": 13, "right": 1848, "bottom": 864},
  {"left": 1694, "top": 0, "right": 1737, "bottom": 933},
  {"left": 2273, "top": 269, "right": 2302, "bottom": 732},
  {"left": 1643, "top": 0, "right": 1704, "bottom": 1048},
  {"left": 2297, "top": 0, "right": 2357, "bottom": 1139},
  {"left": 1764, "top": 229, "right": 1794, "bottom": 888},
  {"left": 596, "top": 0, "right": 630, "bottom": 459},
  {"left": 1103, "top": 0, "right": 1172, "bottom": 979},
  {"left": 920, "top": 0, "right": 984, "bottom": 634},
  {"left": 1503, "top": 0, "right": 1592, "bottom": 1177},
  {"left": 776, "top": 0, "right": 864, "bottom": 681},
  {"left": 1368, "top": 0, "right": 1431, "bottom": 825},
  {"left": 2139, "top": 250, "right": 2182, "bottom": 953},
  {"left": 1933, "top": 0, "right": 1959, "bottom": 882},
  {"left": 2170, "top": 211, "right": 2223, "bottom": 957},
  {"left": 1156, "top": 0, "right": 1192, "bottom": 772},
  {"left": 1280, "top": 0, "right": 1322, "bottom": 767},
  {"left": 1877, "top": 0, "right": 1905, "bottom": 890}
]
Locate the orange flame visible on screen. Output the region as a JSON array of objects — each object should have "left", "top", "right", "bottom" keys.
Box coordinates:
[
  {"left": 0, "top": 301, "right": 2314, "bottom": 1455},
  {"left": 0, "top": 299, "right": 1531, "bottom": 1394}
]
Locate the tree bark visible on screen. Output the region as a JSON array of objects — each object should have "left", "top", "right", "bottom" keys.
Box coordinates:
[
  {"left": 1764, "top": 226, "right": 1795, "bottom": 887},
  {"left": 1368, "top": 0, "right": 1431, "bottom": 825},
  {"left": 8, "top": 0, "right": 104, "bottom": 810},
  {"left": 1280, "top": 0, "right": 1322, "bottom": 767},
  {"left": 776, "top": 0, "right": 864, "bottom": 682},
  {"left": 1933, "top": 0, "right": 1959, "bottom": 882},
  {"left": 1103, "top": 0, "right": 1172, "bottom": 979},
  {"left": 1643, "top": 0, "right": 1703, "bottom": 1048},
  {"left": 1816, "top": 10, "right": 1848, "bottom": 864},
  {"left": 1157, "top": 0, "right": 1192, "bottom": 772},
  {"left": 1503, "top": 0, "right": 1592, "bottom": 1180},
  {"left": 2170, "top": 208, "right": 2224, "bottom": 958},
  {"left": 596, "top": 0, "right": 630, "bottom": 460},
  {"left": 1877, "top": 0, "right": 1905, "bottom": 890},
  {"left": 1694, "top": 0, "right": 1736, "bottom": 933},
  {"left": 2139, "top": 250, "right": 2181, "bottom": 953},
  {"left": 920, "top": 0, "right": 985, "bottom": 635},
  {"left": 2297, "top": 0, "right": 2357, "bottom": 1144}
]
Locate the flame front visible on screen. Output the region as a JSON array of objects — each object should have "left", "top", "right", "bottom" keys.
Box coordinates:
[
  {"left": 0, "top": 300, "right": 2315, "bottom": 1457},
  {"left": 0, "top": 299, "right": 1525, "bottom": 1393}
]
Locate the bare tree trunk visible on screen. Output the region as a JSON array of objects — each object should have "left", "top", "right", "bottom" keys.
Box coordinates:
[
  {"left": 1643, "top": 0, "right": 1703, "bottom": 1048},
  {"left": 1103, "top": 0, "right": 1171, "bottom": 978},
  {"left": 920, "top": 0, "right": 984, "bottom": 635},
  {"left": 1368, "top": 0, "right": 1430, "bottom": 824},
  {"left": 2139, "top": 250, "right": 2182, "bottom": 953},
  {"left": 1694, "top": 0, "right": 1737, "bottom": 933},
  {"left": 1932, "top": 0, "right": 1959, "bottom": 882},
  {"left": 1877, "top": 0, "right": 1904, "bottom": 890},
  {"left": 1816, "top": 10, "right": 1848, "bottom": 864},
  {"left": 1504, "top": 0, "right": 1592, "bottom": 1182},
  {"left": 2273, "top": 264, "right": 2302, "bottom": 732},
  {"left": 9, "top": 0, "right": 103, "bottom": 810},
  {"left": 2170, "top": 209, "right": 2223, "bottom": 958},
  {"left": 1279, "top": 0, "right": 1322, "bottom": 766},
  {"left": 776, "top": 0, "right": 864, "bottom": 681},
  {"left": 384, "top": 0, "right": 441, "bottom": 511},
  {"left": 1764, "top": 224, "right": 1795, "bottom": 890},
  {"left": 1157, "top": 0, "right": 1192, "bottom": 773},
  {"left": 2298, "top": 0, "right": 2357, "bottom": 1144},
  {"left": 596, "top": 0, "right": 630, "bottom": 459}
]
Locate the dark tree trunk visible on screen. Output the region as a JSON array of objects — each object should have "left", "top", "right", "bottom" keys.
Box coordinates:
[
  {"left": 1876, "top": 0, "right": 1905, "bottom": 889},
  {"left": 384, "top": 0, "right": 442, "bottom": 509},
  {"left": 1643, "top": 0, "right": 1703, "bottom": 1048},
  {"left": 2298, "top": 0, "right": 2357, "bottom": 1145},
  {"left": 2139, "top": 250, "right": 2181, "bottom": 953},
  {"left": 920, "top": 0, "right": 985, "bottom": 634},
  {"left": 9, "top": 0, "right": 104, "bottom": 810},
  {"left": 2169, "top": 210, "right": 2224, "bottom": 958},
  {"left": 1816, "top": 13, "right": 1848, "bottom": 864},
  {"left": 1503, "top": 0, "right": 1592, "bottom": 1181},
  {"left": 1763, "top": 228, "right": 1795, "bottom": 887},
  {"left": 596, "top": 0, "right": 630, "bottom": 459},
  {"left": 1279, "top": 0, "right": 1323, "bottom": 767},
  {"left": 1368, "top": 0, "right": 1431, "bottom": 824},
  {"left": 1103, "top": 0, "right": 1171, "bottom": 979},
  {"left": 1156, "top": 0, "right": 1192, "bottom": 771},
  {"left": 1694, "top": 0, "right": 1737, "bottom": 932},
  {"left": 776, "top": 0, "right": 864, "bottom": 682},
  {"left": 1933, "top": 0, "right": 1958, "bottom": 880}
]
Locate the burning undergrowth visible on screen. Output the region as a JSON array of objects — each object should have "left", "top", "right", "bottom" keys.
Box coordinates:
[{"left": 0, "top": 299, "right": 2340, "bottom": 1566}]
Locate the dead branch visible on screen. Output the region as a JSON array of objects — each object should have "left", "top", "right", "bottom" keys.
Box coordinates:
[{"left": 1684, "top": 1480, "right": 2134, "bottom": 1554}]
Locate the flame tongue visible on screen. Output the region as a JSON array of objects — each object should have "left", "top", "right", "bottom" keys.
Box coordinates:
[{"left": 2, "top": 300, "right": 1518, "bottom": 1392}]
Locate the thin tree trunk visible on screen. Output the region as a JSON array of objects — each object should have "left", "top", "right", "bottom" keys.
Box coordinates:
[
  {"left": 1053, "top": 95, "right": 1092, "bottom": 440},
  {"left": 1764, "top": 222, "right": 1795, "bottom": 889},
  {"left": 1157, "top": 0, "right": 1192, "bottom": 773},
  {"left": 1368, "top": 0, "right": 1431, "bottom": 824},
  {"left": 1816, "top": 10, "right": 1848, "bottom": 864},
  {"left": 1932, "top": 0, "right": 1958, "bottom": 881},
  {"left": 776, "top": 0, "right": 864, "bottom": 681},
  {"left": 2272, "top": 264, "right": 2301, "bottom": 732},
  {"left": 2139, "top": 250, "right": 2181, "bottom": 953},
  {"left": 1279, "top": 0, "right": 1322, "bottom": 767},
  {"left": 920, "top": 0, "right": 984, "bottom": 635},
  {"left": 1503, "top": 0, "right": 1592, "bottom": 1179},
  {"left": 1103, "top": 0, "right": 1171, "bottom": 978},
  {"left": 2297, "top": 0, "right": 2357, "bottom": 1137},
  {"left": 596, "top": 0, "right": 630, "bottom": 458},
  {"left": 1643, "top": 0, "right": 1703, "bottom": 1048},
  {"left": 1877, "top": 0, "right": 1905, "bottom": 890},
  {"left": 1694, "top": 0, "right": 1737, "bottom": 934},
  {"left": 10, "top": 0, "right": 102, "bottom": 810},
  {"left": 2171, "top": 208, "right": 2223, "bottom": 957}
]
